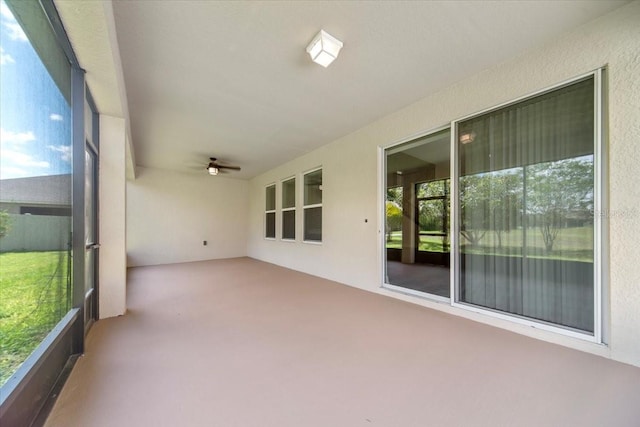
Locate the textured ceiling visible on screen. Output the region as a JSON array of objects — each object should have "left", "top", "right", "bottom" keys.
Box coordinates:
[{"left": 83, "top": 1, "right": 627, "bottom": 179}]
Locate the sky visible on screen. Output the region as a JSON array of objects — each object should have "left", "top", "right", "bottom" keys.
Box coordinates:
[{"left": 0, "top": 0, "right": 71, "bottom": 180}]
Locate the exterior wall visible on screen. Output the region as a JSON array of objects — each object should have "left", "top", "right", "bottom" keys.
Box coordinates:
[
  {"left": 126, "top": 167, "right": 249, "bottom": 267},
  {"left": 99, "top": 115, "right": 127, "bottom": 318},
  {"left": 247, "top": 2, "right": 640, "bottom": 366}
]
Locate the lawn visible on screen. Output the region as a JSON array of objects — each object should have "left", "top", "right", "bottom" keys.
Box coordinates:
[
  {"left": 0, "top": 251, "right": 70, "bottom": 386},
  {"left": 386, "top": 226, "right": 593, "bottom": 262}
]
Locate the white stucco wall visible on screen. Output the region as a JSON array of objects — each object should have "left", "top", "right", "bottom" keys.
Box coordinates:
[
  {"left": 99, "top": 115, "right": 127, "bottom": 318},
  {"left": 248, "top": 2, "right": 640, "bottom": 366},
  {"left": 126, "top": 167, "right": 249, "bottom": 267}
]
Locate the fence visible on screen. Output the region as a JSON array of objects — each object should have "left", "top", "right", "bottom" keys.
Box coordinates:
[{"left": 0, "top": 214, "right": 71, "bottom": 252}]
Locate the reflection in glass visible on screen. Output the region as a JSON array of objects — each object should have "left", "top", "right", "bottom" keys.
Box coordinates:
[
  {"left": 457, "top": 77, "right": 595, "bottom": 332},
  {"left": 304, "top": 169, "right": 322, "bottom": 206}
]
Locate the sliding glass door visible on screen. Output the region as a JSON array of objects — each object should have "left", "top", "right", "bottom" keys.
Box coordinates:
[
  {"left": 384, "top": 129, "right": 451, "bottom": 298},
  {"left": 383, "top": 71, "right": 602, "bottom": 338}
]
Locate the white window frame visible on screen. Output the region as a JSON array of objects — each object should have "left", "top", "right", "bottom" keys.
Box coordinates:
[
  {"left": 264, "top": 183, "right": 276, "bottom": 240},
  {"left": 281, "top": 176, "right": 296, "bottom": 242},
  {"left": 302, "top": 167, "right": 323, "bottom": 244}
]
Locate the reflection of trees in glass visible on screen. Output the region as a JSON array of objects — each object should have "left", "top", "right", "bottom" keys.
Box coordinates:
[
  {"left": 460, "top": 169, "right": 523, "bottom": 248},
  {"left": 527, "top": 155, "right": 593, "bottom": 253},
  {"left": 459, "top": 174, "right": 489, "bottom": 247},
  {"left": 386, "top": 187, "right": 402, "bottom": 242},
  {"left": 460, "top": 155, "right": 593, "bottom": 256},
  {"left": 489, "top": 171, "right": 522, "bottom": 249}
]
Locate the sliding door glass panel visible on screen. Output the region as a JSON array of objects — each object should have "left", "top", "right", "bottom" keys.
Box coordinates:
[
  {"left": 0, "top": 0, "right": 72, "bottom": 386},
  {"left": 384, "top": 129, "right": 450, "bottom": 298},
  {"left": 456, "top": 76, "right": 595, "bottom": 332}
]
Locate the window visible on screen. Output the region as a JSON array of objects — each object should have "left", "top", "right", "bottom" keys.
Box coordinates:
[
  {"left": 303, "top": 168, "right": 322, "bottom": 242},
  {"left": 281, "top": 177, "right": 295, "bottom": 240},
  {"left": 453, "top": 74, "right": 601, "bottom": 335},
  {"left": 265, "top": 184, "right": 276, "bottom": 239},
  {"left": 416, "top": 179, "right": 450, "bottom": 254}
]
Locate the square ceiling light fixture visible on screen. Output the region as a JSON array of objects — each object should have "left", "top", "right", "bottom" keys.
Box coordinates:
[{"left": 306, "top": 30, "right": 343, "bottom": 68}]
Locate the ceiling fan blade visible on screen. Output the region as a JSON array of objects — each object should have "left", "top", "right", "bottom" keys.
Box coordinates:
[{"left": 218, "top": 165, "right": 241, "bottom": 171}]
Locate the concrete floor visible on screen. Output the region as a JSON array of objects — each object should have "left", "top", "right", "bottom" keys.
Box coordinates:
[{"left": 45, "top": 258, "right": 640, "bottom": 427}]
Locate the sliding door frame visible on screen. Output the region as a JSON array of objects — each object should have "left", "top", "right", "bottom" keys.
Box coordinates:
[
  {"left": 379, "top": 69, "right": 606, "bottom": 344},
  {"left": 449, "top": 69, "right": 604, "bottom": 342}
]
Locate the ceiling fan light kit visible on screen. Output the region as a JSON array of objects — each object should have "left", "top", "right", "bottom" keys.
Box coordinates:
[{"left": 206, "top": 157, "right": 241, "bottom": 176}]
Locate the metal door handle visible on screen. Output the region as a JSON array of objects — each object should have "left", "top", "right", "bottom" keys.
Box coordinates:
[{"left": 85, "top": 243, "right": 101, "bottom": 250}]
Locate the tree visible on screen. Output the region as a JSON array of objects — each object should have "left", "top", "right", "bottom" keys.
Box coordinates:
[
  {"left": 526, "top": 156, "right": 593, "bottom": 253},
  {"left": 460, "top": 170, "right": 523, "bottom": 249},
  {"left": 0, "top": 210, "right": 12, "bottom": 240},
  {"left": 386, "top": 201, "right": 402, "bottom": 242},
  {"left": 488, "top": 171, "right": 522, "bottom": 249},
  {"left": 386, "top": 187, "right": 403, "bottom": 243},
  {"left": 459, "top": 174, "right": 490, "bottom": 247}
]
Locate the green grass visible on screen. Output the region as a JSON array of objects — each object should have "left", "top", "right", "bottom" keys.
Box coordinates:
[
  {"left": 0, "top": 251, "right": 70, "bottom": 386},
  {"left": 386, "top": 226, "right": 593, "bottom": 262},
  {"left": 386, "top": 233, "right": 449, "bottom": 252}
]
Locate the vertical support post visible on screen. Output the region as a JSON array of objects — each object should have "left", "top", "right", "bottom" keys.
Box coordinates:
[{"left": 71, "top": 66, "right": 86, "bottom": 354}]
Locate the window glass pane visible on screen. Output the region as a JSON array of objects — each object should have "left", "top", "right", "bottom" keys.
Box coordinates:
[
  {"left": 304, "top": 169, "right": 322, "bottom": 206},
  {"left": 304, "top": 207, "right": 322, "bottom": 242},
  {"left": 265, "top": 212, "right": 275, "bottom": 238},
  {"left": 282, "top": 178, "right": 295, "bottom": 209},
  {"left": 0, "top": 0, "right": 72, "bottom": 386},
  {"left": 265, "top": 185, "right": 275, "bottom": 211},
  {"left": 282, "top": 210, "right": 295, "bottom": 240},
  {"left": 457, "top": 77, "right": 595, "bottom": 332}
]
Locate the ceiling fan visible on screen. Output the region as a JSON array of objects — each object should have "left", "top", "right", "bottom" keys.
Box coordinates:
[{"left": 206, "top": 157, "right": 241, "bottom": 175}]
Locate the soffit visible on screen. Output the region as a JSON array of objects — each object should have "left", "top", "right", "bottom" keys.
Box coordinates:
[{"left": 54, "top": 0, "right": 121, "bottom": 117}]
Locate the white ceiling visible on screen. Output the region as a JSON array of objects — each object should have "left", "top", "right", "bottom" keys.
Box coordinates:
[{"left": 80, "top": 1, "right": 627, "bottom": 179}]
